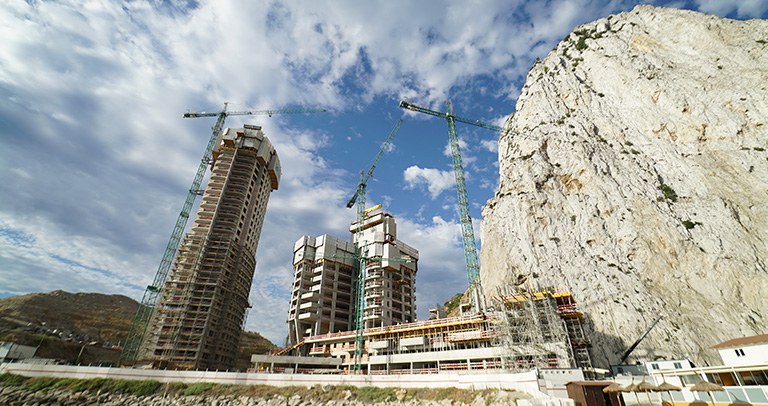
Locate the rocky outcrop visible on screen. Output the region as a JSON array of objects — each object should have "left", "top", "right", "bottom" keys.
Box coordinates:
[
  {"left": 0, "top": 384, "right": 525, "bottom": 406},
  {"left": 481, "top": 5, "right": 768, "bottom": 367}
]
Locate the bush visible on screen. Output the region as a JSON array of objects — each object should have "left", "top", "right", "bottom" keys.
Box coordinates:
[
  {"left": 25, "top": 376, "right": 61, "bottom": 392},
  {"left": 102, "top": 379, "right": 161, "bottom": 396},
  {"left": 356, "top": 386, "right": 396, "bottom": 402},
  {"left": 575, "top": 36, "right": 588, "bottom": 51},
  {"left": 68, "top": 377, "right": 109, "bottom": 393},
  {"left": 164, "top": 382, "right": 189, "bottom": 395},
  {"left": 183, "top": 382, "right": 215, "bottom": 396},
  {"left": 0, "top": 373, "right": 29, "bottom": 386},
  {"left": 659, "top": 184, "right": 678, "bottom": 202},
  {"left": 51, "top": 378, "right": 78, "bottom": 390},
  {"left": 122, "top": 380, "right": 161, "bottom": 396}
]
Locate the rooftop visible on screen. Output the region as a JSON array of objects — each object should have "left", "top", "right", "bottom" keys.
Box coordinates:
[{"left": 712, "top": 333, "right": 768, "bottom": 349}]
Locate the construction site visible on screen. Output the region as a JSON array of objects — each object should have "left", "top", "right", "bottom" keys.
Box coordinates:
[
  {"left": 257, "top": 284, "right": 592, "bottom": 375},
  {"left": 274, "top": 174, "right": 592, "bottom": 375},
  {"left": 118, "top": 101, "right": 594, "bottom": 378}
]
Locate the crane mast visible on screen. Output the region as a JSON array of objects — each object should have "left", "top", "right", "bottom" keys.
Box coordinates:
[
  {"left": 346, "top": 118, "right": 403, "bottom": 373},
  {"left": 121, "top": 103, "right": 325, "bottom": 363},
  {"left": 346, "top": 118, "right": 403, "bottom": 208},
  {"left": 399, "top": 100, "right": 507, "bottom": 313}
]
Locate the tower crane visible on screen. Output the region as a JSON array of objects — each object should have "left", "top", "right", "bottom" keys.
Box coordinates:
[
  {"left": 344, "top": 117, "right": 403, "bottom": 373},
  {"left": 399, "top": 100, "right": 508, "bottom": 314},
  {"left": 346, "top": 118, "right": 403, "bottom": 209},
  {"left": 121, "top": 103, "right": 326, "bottom": 363}
]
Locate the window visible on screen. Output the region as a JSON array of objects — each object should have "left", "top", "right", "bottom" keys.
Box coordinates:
[
  {"left": 652, "top": 363, "right": 660, "bottom": 370},
  {"left": 735, "top": 348, "right": 746, "bottom": 356},
  {"left": 674, "top": 362, "right": 682, "bottom": 369},
  {"left": 681, "top": 374, "right": 699, "bottom": 385},
  {"left": 706, "top": 373, "right": 723, "bottom": 385},
  {"left": 753, "top": 370, "right": 768, "bottom": 386}
]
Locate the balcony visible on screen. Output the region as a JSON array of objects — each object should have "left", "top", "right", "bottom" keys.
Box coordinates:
[
  {"left": 299, "top": 302, "right": 317, "bottom": 310},
  {"left": 366, "top": 300, "right": 383, "bottom": 308},
  {"left": 300, "top": 291, "right": 319, "bottom": 300},
  {"left": 298, "top": 312, "right": 317, "bottom": 321},
  {"left": 363, "top": 309, "right": 383, "bottom": 319},
  {"left": 308, "top": 345, "right": 329, "bottom": 355}
]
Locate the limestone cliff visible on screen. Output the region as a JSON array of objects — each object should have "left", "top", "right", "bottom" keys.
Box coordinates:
[{"left": 481, "top": 5, "right": 768, "bottom": 367}]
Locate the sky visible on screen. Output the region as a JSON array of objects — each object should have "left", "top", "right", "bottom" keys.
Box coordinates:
[{"left": 1, "top": 0, "right": 766, "bottom": 346}]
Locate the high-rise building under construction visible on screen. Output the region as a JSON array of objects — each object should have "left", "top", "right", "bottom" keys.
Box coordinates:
[
  {"left": 138, "top": 125, "right": 280, "bottom": 370},
  {"left": 288, "top": 209, "right": 418, "bottom": 345}
]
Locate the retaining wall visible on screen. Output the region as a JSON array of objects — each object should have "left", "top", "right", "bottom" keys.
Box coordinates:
[{"left": 0, "top": 362, "right": 544, "bottom": 396}]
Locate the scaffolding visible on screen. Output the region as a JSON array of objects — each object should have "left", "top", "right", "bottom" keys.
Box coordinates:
[
  {"left": 494, "top": 286, "right": 593, "bottom": 371},
  {"left": 270, "top": 286, "right": 591, "bottom": 375},
  {"left": 137, "top": 126, "right": 279, "bottom": 371}
]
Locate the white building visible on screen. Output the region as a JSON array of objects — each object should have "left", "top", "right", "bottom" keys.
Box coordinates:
[
  {"left": 350, "top": 210, "right": 418, "bottom": 330},
  {"left": 714, "top": 334, "right": 768, "bottom": 367},
  {"left": 645, "top": 359, "right": 694, "bottom": 372},
  {"left": 287, "top": 208, "right": 418, "bottom": 346},
  {"left": 288, "top": 235, "right": 357, "bottom": 344},
  {"left": 636, "top": 334, "right": 768, "bottom": 406},
  {"left": 0, "top": 342, "right": 36, "bottom": 362}
]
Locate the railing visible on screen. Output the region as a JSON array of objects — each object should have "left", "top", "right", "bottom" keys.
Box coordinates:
[
  {"left": 304, "top": 313, "right": 495, "bottom": 342},
  {"left": 308, "top": 345, "right": 329, "bottom": 355}
]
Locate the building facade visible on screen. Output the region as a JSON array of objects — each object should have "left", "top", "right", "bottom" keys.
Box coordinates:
[
  {"left": 714, "top": 334, "right": 768, "bottom": 367},
  {"left": 351, "top": 211, "right": 418, "bottom": 330},
  {"left": 287, "top": 209, "right": 418, "bottom": 346},
  {"left": 288, "top": 235, "right": 356, "bottom": 345},
  {"left": 139, "top": 125, "right": 280, "bottom": 370}
]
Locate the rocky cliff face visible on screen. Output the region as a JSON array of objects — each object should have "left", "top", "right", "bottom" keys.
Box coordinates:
[{"left": 481, "top": 5, "right": 768, "bottom": 367}]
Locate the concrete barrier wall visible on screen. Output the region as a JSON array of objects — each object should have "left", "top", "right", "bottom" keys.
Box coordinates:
[{"left": 0, "top": 362, "right": 544, "bottom": 397}]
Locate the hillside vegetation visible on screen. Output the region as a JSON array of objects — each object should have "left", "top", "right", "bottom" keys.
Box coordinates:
[{"left": 0, "top": 290, "right": 275, "bottom": 369}]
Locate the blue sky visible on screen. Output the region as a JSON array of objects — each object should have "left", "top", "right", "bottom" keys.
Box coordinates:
[{"left": 1, "top": 0, "right": 766, "bottom": 345}]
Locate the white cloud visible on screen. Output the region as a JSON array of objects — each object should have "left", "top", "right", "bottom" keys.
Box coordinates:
[
  {"left": 480, "top": 139, "right": 499, "bottom": 153},
  {"left": 0, "top": 213, "right": 152, "bottom": 298},
  {"left": 403, "top": 166, "right": 456, "bottom": 199},
  {"left": 693, "top": 0, "right": 768, "bottom": 18},
  {"left": 394, "top": 215, "right": 468, "bottom": 317}
]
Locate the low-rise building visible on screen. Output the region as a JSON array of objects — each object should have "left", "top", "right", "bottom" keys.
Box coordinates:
[
  {"left": 0, "top": 342, "right": 36, "bottom": 362},
  {"left": 267, "top": 288, "right": 592, "bottom": 375},
  {"left": 714, "top": 334, "right": 768, "bottom": 368},
  {"left": 640, "top": 334, "right": 768, "bottom": 405}
]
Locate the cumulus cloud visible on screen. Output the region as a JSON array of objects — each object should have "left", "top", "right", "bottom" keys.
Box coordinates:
[
  {"left": 480, "top": 139, "right": 499, "bottom": 153},
  {"left": 403, "top": 166, "right": 456, "bottom": 199},
  {"left": 693, "top": 0, "right": 768, "bottom": 18},
  {"left": 394, "top": 215, "right": 468, "bottom": 316}
]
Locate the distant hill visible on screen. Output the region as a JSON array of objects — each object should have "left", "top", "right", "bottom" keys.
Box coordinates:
[
  {"left": 0, "top": 290, "right": 275, "bottom": 369},
  {"left": 0, "top": 290, "right": 138, "bottom": 345}
]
